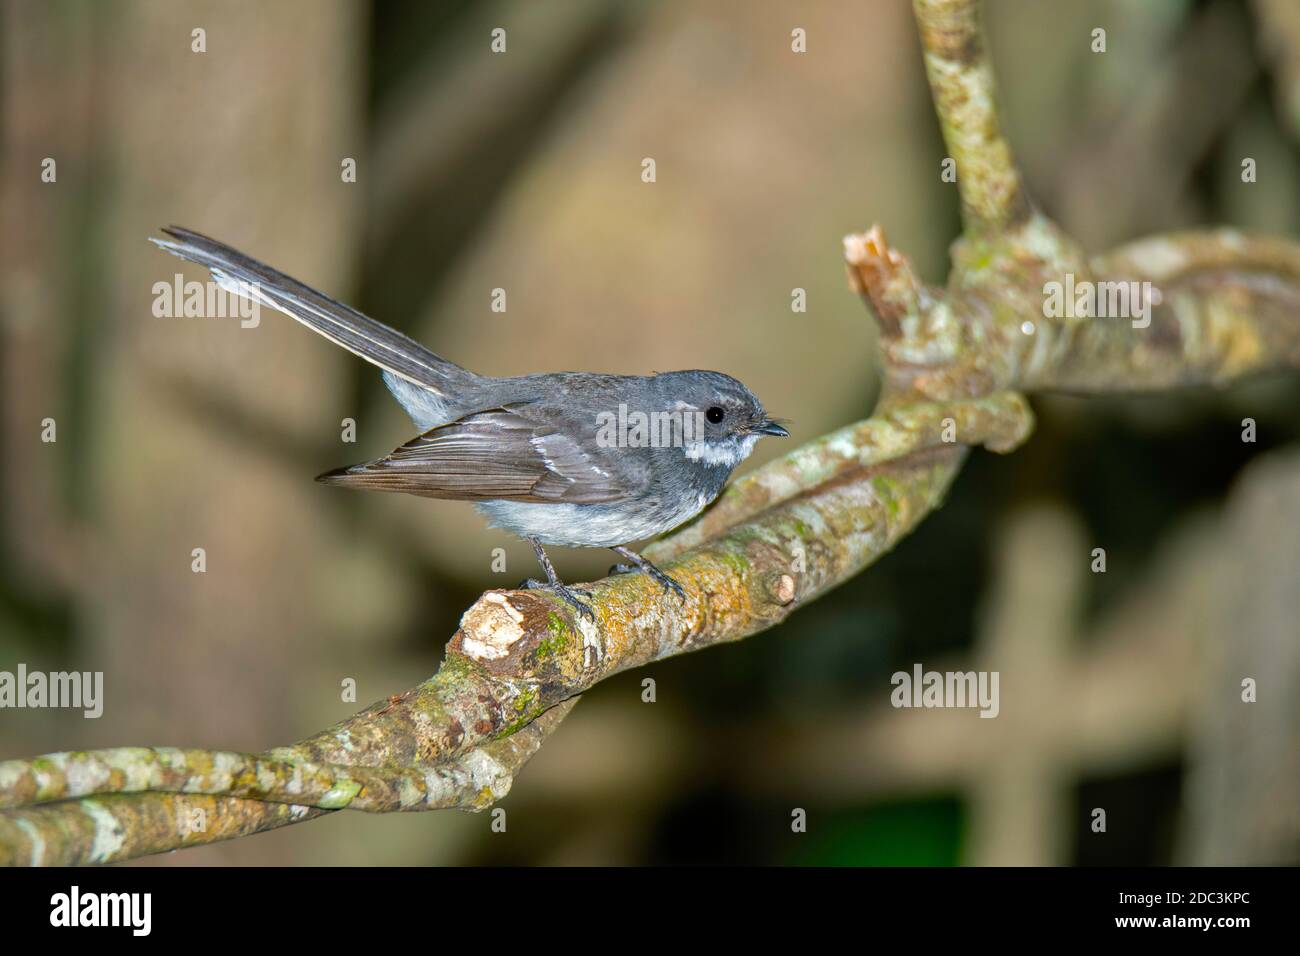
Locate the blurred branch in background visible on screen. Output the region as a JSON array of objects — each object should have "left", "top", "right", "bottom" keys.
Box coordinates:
[
  {"left": 1180, "top": 447, "right": 1300, "bottom": 865},
  {"left": 1255, "top": 0, "right": 1300, "bottom": 143},
  {"left": 747, "top": 448, "right": 1300, "bottom": 867},
  {"left": 1056, "top": 2, "right": 1257, "bottom": 249},
  {"left": 357, "top": 0, "right": 635, "bottom": 399},
  {"left": 2, "top": 0, "right": 1298, "bottom": 865},
  {"left": 368, "top": 0, "right": 631, "bottom": 246},
  {"left": 744, "top": 500, "right": 1213, "bottom": 864}
]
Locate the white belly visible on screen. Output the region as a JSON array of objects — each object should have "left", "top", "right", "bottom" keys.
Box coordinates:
[{"left": 474, "top": 494, "right": 710, "bottom": 548}]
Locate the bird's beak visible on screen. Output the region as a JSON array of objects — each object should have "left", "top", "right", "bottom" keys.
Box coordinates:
[{"left": 752, "top": 419, "right": 789, "bottom": 437}]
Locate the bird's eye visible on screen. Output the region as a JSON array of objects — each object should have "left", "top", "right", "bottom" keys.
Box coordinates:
[{"left": 706, "top": 406, "right": 725, "bottom": 424}]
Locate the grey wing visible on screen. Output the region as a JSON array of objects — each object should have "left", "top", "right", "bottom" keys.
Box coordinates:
[
  {"left": 149, "top": 226, "right": 472, "bottom": 394},
  {"left": 316, "top": 407, "right": 630, "bottom": 504}
]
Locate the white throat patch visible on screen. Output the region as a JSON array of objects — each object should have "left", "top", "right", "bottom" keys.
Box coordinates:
[{"left": 683, "top": 433, "right": 760, "bottom": 468}]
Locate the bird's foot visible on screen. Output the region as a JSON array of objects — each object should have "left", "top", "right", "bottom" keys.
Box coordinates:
[
  {"left": 518, "top": 578, "right": 595, "bottom": 620},
  {"left": 607, "top": 560, "right": 687, "bottom": 603}
]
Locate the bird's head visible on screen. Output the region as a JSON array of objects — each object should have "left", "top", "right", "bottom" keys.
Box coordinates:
[{"left": 653, "top": 370, "right": 788, "bottom": 469}]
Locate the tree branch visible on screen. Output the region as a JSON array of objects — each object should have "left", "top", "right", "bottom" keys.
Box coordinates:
[
  {"left": 0, "top": 701, "right": 576, "bottom": 865},
  {"left": 912, "top": 0, "right": 1031, "bottom": 234}
]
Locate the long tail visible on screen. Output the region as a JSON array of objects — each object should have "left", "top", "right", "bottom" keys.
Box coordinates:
[{"left": 149, "top": 226, "right": 476, "bottom": 395}]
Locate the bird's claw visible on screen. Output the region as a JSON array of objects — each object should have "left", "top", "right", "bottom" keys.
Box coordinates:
[
  {"left": 608, "top": 563, "right": 687, "bottom": 604},
  {"left": 519, "top": 578, "right": 596, "bottom": 620},
  {"left": 651, "top": 569, "right": 688, "bottom": 604}
]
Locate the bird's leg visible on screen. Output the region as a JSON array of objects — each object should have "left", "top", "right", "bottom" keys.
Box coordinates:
[
  {"left": 608, "top": 546, "right": 687, "bottom": 603},
  {"left": 519, "top": 537, "right": 595, "bottom": 620}
]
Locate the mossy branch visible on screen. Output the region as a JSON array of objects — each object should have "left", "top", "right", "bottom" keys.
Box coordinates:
[{"left": 4, "top": 0, "right": 1299, "bottom": 865}]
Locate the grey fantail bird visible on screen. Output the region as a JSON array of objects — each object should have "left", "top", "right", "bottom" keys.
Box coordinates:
[{"left": 150, "top": 226, "right": 788, "bottom": 616}]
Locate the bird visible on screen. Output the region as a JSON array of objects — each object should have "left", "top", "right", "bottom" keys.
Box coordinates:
[{"left": 150, "top": 226, "right": 788, "bottom": 617}]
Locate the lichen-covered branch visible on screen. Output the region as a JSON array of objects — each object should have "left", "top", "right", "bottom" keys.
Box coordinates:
[
  {"left": 1079, "top": 230, "right": 1300, "bottom": 389},
  {"left": 0, "top": 702, "right": 580, "bottom": 816},
  {"left": 0, "top": 700, "right": 575, "bottom": 866},
  {"left": 0, "top": 793, "right": 328, "bottom": 868},
  {"left": 4, "top": 0, "right": 1299, "bottom": 866},
  {"left": 850, "top": 217, "right": 1300, "bottom": 402},
  {"left": 912, "top": 0, "right": 1031, "bottom": 234}
]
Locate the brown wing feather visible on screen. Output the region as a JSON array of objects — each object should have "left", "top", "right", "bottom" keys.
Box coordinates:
[{"left": 317, "top": 408, "right": 628, "bottom": 504}]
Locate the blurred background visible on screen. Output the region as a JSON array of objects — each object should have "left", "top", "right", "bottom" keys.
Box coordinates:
[{"left": 2, "top": 0, "right": 1298, "bottom": 865}]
